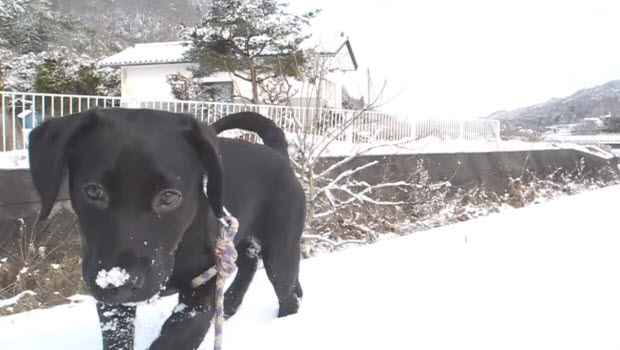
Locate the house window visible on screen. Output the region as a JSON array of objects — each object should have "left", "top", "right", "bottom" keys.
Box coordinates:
[{"left": 205, "top": 82, "right": 233, "bottom": 103}]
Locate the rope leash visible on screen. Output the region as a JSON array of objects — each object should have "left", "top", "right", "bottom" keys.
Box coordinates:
[{"left": 191, "top": 212, "right": 239, "bottom": 350}]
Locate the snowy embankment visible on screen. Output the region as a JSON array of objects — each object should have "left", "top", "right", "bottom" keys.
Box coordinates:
[
  {"left": 1, "top": 138, "right": 613, "bottom": 169},
  {"left": 2, "top": 185, "right": 620, "bottom": 350},
  {"left": 0, "top": 151, "right": 28, "bottom": 169}
]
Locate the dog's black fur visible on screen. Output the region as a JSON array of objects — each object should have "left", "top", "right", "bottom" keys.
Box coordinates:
[{"left": 28, "top": 109, "right": 305, "bottom": 350}]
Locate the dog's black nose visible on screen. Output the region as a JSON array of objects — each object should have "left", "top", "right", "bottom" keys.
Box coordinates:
[{"left": 130, "top": 275, "right": 144, "bottom": 290}]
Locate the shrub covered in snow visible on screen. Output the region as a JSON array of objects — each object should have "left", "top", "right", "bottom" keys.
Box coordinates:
[
  {"left": 0, "top": 0, "right": 123, "bottom": 95},
  {"left": 0, "top": 49, "right": 120, "bottom": 95},
  {"left": 301, "top": 157, "right": 620, "bottom": 257}
]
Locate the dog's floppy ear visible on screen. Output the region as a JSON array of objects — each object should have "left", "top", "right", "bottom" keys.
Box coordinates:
[
  {"left": 29, "top": 111, "right": 96, "bottom": 219},
  {"left": 184, "top": 118, "right": 224, "bottom": 218}
]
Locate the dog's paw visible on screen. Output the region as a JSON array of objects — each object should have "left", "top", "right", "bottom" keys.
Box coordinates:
[
  {"left": 223, "top": 306, "right": 239, "bottom": 319},
  {"left": 223, "top": 296, "right": 240, "bottom": 319},
  {"left": 277, "top": 295, "right": 300, "bottom": 318}
]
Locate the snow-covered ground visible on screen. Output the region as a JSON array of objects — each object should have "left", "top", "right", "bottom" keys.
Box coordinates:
[
  {"left": 0, "top": 151, "right": 29, "bottom": 169},
  {"left": 2, "top": 185, "right": 620, "bottom": 350}
]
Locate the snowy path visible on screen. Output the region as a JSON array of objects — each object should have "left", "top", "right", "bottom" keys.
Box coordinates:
[{"left": 2, "top": 186, "right": 620, "bottom": 349}]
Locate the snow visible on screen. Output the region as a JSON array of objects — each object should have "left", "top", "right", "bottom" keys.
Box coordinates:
[
  {"left": 0, "top": 291, "right": 35, "bottom": 309},
  {"left": 2, "top": 185, "right": 620, "bottom": 349},
  {"left": 95, "top": 267, "right": 130, "bottom": 289},
  {"left": 99, "top": 41, "right": 192, "bottom": 67},
  {"left": 0, "top": 150, "right": 28, "bottom": 169}
]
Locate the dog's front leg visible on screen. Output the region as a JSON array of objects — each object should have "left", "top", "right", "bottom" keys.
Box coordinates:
[
  {"left": 96, "top": 302, "right": 137, "bottom": 350},
  {"left": 148, "top": 281, "right": 215, "bottom": 350}
]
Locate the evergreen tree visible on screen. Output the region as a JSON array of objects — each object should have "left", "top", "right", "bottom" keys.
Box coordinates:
[
  {"left": 0, "top": 0, "right": 53, "bottom": 54},
  {"left": 34, "top": 59, "right": 62, "bottom": 93},
  {"left": 33, "top": 56, "right": 119, "bottom": 95},
  {"left": 342, "top": 87, "right": 365, "bottom": 110},
  {"left": 75, "top": 64, "right": 101, "bottom": 95},
  {"left": 184, "top": 0, "right": 319, "bottom": 104},
  {"left": 603, "top": 116, "right": 620, "bottom": 133}
]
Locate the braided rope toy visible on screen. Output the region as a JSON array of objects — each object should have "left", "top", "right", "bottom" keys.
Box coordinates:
[{"left": 191, "top": 214, "right": 239, "bottom": 350}]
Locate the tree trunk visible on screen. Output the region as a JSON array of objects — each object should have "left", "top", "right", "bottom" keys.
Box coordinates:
[{"left": 248, "top": 60, "right": 259, "bottom": 104}]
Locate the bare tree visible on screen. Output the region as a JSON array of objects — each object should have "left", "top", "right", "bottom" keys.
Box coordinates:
[{"left": 255, "top": 50, "right": 424, "bottom": 254}]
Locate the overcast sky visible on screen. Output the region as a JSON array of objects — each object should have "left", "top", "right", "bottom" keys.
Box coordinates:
[{"left": 289, "top": 0, "right": 620, "bottom": 119}]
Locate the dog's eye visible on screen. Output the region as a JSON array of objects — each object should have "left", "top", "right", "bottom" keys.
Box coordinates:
[
  {"left": 83, "top": 184, "right": 105, "bottom": 201},
  {"left": 155, "top": 190, "right": 182, "bottom": 209}
]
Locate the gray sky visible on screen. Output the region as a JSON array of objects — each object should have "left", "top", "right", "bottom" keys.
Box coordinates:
[{"left": 290, "top": 0, "right": 620, "bottom": 119}]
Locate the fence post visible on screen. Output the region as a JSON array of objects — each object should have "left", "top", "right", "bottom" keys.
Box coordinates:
[
  {"left": 495, "top": 120, "right": 500, "bottom": 141},
  {"left": 459, "top": 120, "right": 464, "bottom": 140},
  {"left": 410, "top": 117, "right": 416, "bottom": 139},
  {"left": 1, "top": 92, "right": 5, "bottom": 152},
  {"left": 259, "top": 105, "right": 268, "bottom": 117},
  {"left": 345, "top": 110, "right": 354, "bottom": 143}
]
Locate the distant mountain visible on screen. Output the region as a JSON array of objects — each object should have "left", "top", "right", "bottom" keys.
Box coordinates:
[
  {"left": 1, "top": 0, "right": 205, "bottom": 57},
  {"left": 487, "top": 80, "right": 620, "bottom": 129},
  {"left": 50, "top": 0, "right": 204, "bottom": 50},
  {"left": 0, "top": 0, "right": 206, "bottom": 92}
]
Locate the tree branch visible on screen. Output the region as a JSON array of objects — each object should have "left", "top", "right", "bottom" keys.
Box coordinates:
[
  {"left": 311, "top": 161, "right": 379, "bottom": 202},
  {"left": 231, "top": 71, "right": 252, "bottom": 82}
]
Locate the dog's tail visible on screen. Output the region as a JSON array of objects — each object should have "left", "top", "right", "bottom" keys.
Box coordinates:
[{"left": 211, "top": 112, "right": 289, "bottom": 158}]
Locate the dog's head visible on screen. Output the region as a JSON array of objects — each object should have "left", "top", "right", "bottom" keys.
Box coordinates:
[{"left": 29, "top": 108, "right": 223, "bottom": 303}]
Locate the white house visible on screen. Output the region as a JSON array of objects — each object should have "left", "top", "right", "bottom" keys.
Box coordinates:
[{"left": 99, "top": 39, "right": 358, "bottom": 108}]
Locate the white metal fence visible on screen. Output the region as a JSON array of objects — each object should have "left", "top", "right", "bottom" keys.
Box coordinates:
[
  {"left": 0, "top": 91, "right": 501, "bottom": 152},
  {"left": 413, "top": 119, "right": 500, "bottom": 142}
]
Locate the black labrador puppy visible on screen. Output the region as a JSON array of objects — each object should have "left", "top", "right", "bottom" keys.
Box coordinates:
[{"left": 28, "top": 109, "right": 306, "bottom": 349}]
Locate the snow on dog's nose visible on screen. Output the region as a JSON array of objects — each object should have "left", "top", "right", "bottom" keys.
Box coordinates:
[{"left": 95, "top": 267, "right": 131, "bottom": 289}]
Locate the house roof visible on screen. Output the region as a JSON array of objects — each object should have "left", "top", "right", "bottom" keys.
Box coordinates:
[
  {"left": 99, "top": 39, "right": 358, "bottom": 71},
  {"left": 323, "top": 39, "right": 358, "bottom": 71},
  {"left": 99, "top": 41, "right": 193, "bottom": 67},
  {"left": 17, "top": 110, "right": 41, "bottom": 118}
]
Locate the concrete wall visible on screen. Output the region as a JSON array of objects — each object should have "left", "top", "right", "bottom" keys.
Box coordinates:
[
  {"left": 0, "top": 169, "right": 72, "bottom": 256},
  {"left": 316, "top": 149, "right": 618, "bottom": 194},
  {"left": 1, "top": 149, "right": 617, "bottom": 257}
]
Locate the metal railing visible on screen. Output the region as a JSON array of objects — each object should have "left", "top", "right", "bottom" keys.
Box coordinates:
[
  {"left": 413, "top": 119, "right": 500, "bottom": 141},
  {"left": 0, "top": 91, "right": 501, "bottom": 152},
  {"left": 1, "top": 92, "right": 122, "bottom": 151}
]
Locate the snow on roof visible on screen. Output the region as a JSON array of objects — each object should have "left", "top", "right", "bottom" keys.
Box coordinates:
[
  {"left": 99, "top": 41, "right": 192, "bottom": 67},
  {"left": 17, "top": 110, "right": 32, "bottom": 119},
  {"left": 99, "top": 37, "right": 357, "bottom": 71}
]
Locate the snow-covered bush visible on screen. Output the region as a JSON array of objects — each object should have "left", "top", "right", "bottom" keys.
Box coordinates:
[
  {"left": 302, "top": 156, "right": 620, "bottom": 257},
  {"left": 0, "top": 49, "right": 120, "bottom": 95}
]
